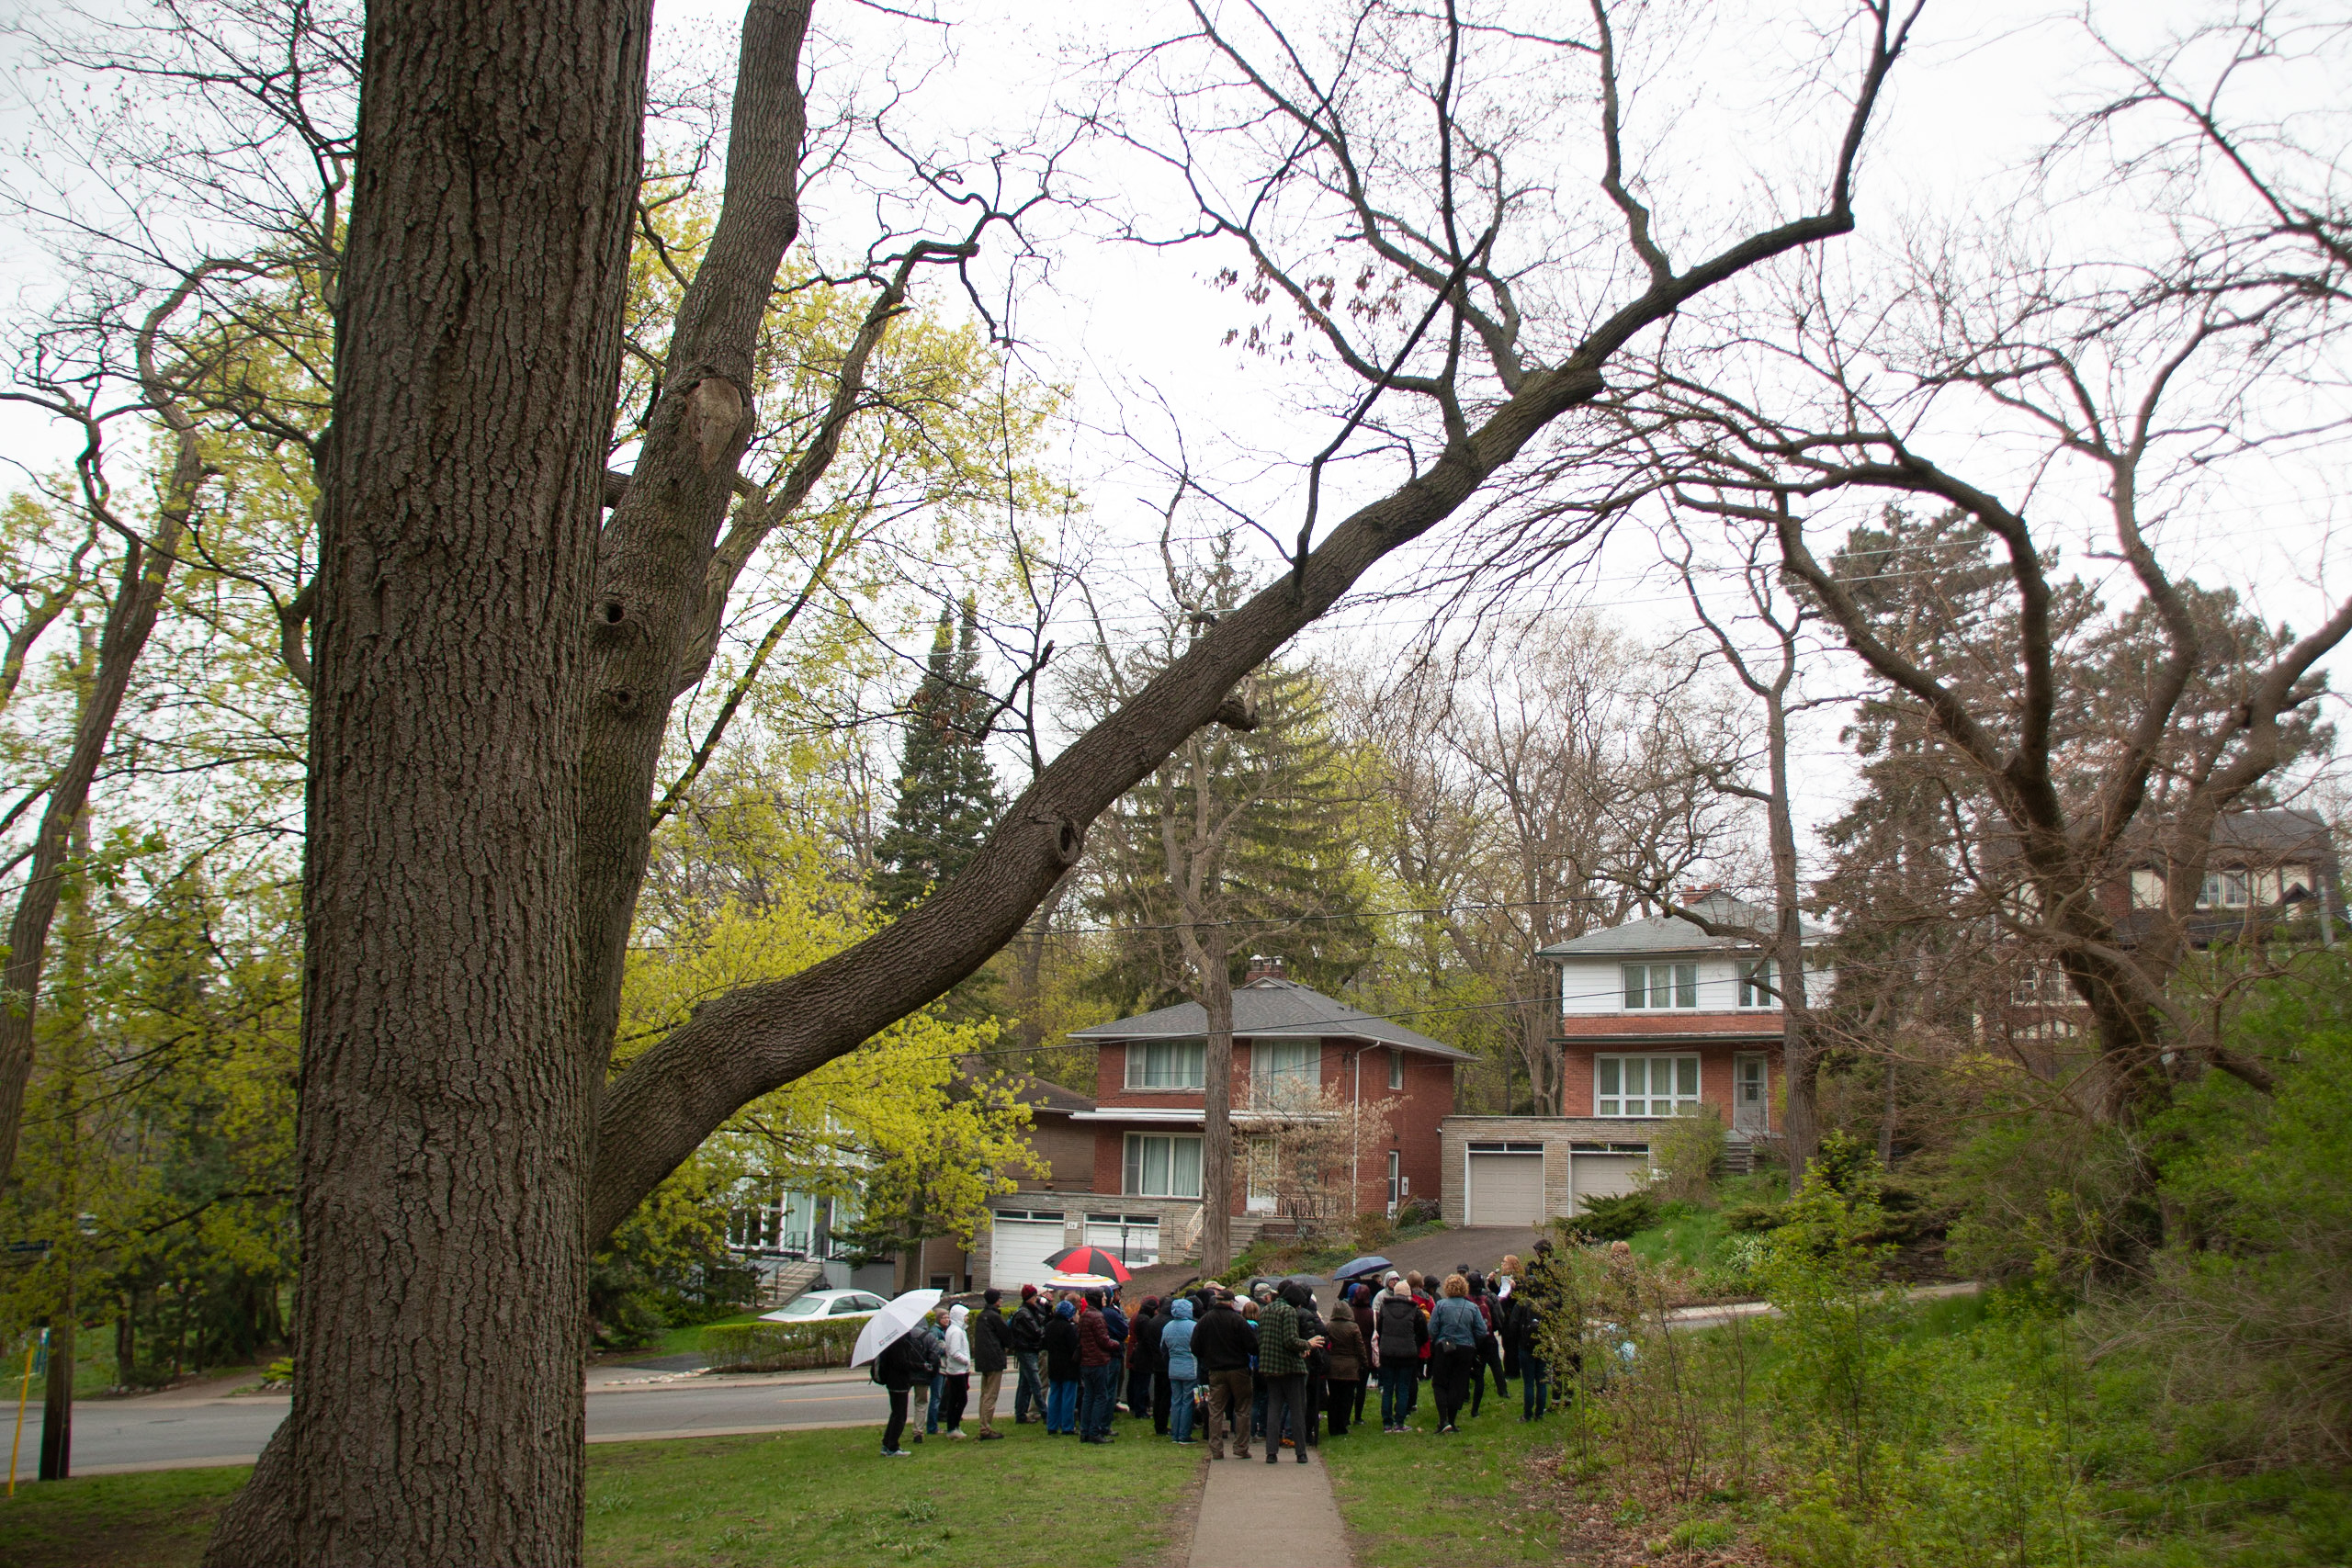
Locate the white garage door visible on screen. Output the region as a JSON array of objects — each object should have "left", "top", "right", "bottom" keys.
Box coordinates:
[
  {"left": 989, "top": 1213, "right": 1066, "bottom": 1292},
  {"left": 1568, "top": 1151, "right": 1650, "bottom": 1213},
  {"left": 1084, "top": 1214, "right": 1161, "bottom": 1267},
  {"left": 1465, "top": 1149, "right": 1544, "bottom": 1225}
]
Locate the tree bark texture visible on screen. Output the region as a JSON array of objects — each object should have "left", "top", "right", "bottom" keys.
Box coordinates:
[
  {"left": 37, "top": 1314, "right": 71, "bottom": 1482},
  {"left": 573, "top": 0, "right": 809, "bottom": 1135},
  {"left": 1198, "top": 929, "right": 1235, "bottom": 1273},
  {"left": 213, "top": 0, "right": 648, "bottom": 1558}
]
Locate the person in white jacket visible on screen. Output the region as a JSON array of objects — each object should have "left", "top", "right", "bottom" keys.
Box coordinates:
[{"left": 939, "top": 1303, "right": 974, "bottom": 1437}]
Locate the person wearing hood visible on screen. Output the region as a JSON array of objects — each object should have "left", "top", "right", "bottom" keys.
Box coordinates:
[
  {"left": 1322, "top": 1292, "right": 1365, "bottom": 1437},
  {"left": 1042, "top": 1297, "right": 1081, "bottom": 1435},
  {"left": 1159, "top": 1297, "right": 1201, "bottom": 1444},
  {"left": 938, "top": 1303, "right": 974, "bottom": 1438}
]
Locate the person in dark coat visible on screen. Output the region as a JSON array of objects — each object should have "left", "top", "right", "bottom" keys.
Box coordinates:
[
  {"left": 1042, "top": 1297, "right": 1081, "bottom": 1435},
  {"left": 876, "top": 1325, "right": 924, "bottom": 1456},
  {"left": 1322, "top": 1295, "right": 1365, "bottom": 1437},
  {"left": 1190, "top": 1286, "right": 1255, "bottom": 1460},
  {"left": 1077, "top": 1290, "right": 1120, "bottom": 1443},
  {"left": 1007, "top": 1284, "right": 1049, "bottom": 1424},
  {"left": 1126, "top": 1295, "right": 1162, "bottom": 1426},
  {"left": 972, "top": 1288, "right": 1012, "bottom": 1438},
  {"left": 1293, "top": 1287, "right": 1331, "bottom": 1448},
  {"left": 1374, "top": 1276, "right": 1429, "bottom": 1431},
  {"left": 1349, "top": 1283, "right": 1376, "bottom": 1426}
]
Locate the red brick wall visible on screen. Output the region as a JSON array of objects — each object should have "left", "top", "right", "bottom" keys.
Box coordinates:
[
  {"left": 1081, "top": 1039, "right": 1457, "bottom": 1215},
  {"left": 1556, "top": 1040, "right": 1782, "bottom": 1131}
]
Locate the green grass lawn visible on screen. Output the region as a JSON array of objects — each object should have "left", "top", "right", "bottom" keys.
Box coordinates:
[
  {"left": 0, "top": 1419, "right": 1204, "bottom": 1568},
  {"left": 1320, "top": 1382, "right": 1562, "bottom": 1565}
]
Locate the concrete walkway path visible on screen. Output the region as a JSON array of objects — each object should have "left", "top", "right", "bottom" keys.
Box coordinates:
[{"left": 1186, "top": 1449, "right": 1353, "bottom": 1568}]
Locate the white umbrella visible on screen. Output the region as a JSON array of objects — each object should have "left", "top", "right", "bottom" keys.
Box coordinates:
[
  {"left": 1044, "top": 1272, "right": 1116, "bottom": 1292},
  {"left": 849, "top": 1288, "right": 944, "bottom": 1369}
]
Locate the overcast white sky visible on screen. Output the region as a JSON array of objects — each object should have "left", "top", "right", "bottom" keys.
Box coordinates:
[{"left": 2, "top": 0, "right": 2346, "bottom": 869}]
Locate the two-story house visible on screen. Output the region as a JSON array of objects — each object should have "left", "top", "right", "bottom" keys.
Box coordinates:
[
  {"left": 1435, "top": 891, "right": 1828, "bottom": 1229},
  {"left": 1542, "top": 889, "right": 1830, "bottom": 1139},
  {"left": 972, "top": 972, "right": 1473, "bottom": 1292}
]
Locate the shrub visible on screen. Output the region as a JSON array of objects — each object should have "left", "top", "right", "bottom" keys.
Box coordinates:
[
  {"left": 1566, "top": 1190, "right": 1660, "bottom": 1243},
  {"left": 1396, "top": 1195, "right": 1441, "bottom": 1226},
  {"left": 702, "top": 1317, "right": 865, "bottom": 1372},
  {"left": 1645, "top": 1106, "right": 1726, "bottom": 1203},
  {"left": 1351, "top": 1211, "right": 1396, "bottom": 1250},
  {"left": 1723, "top": 1201, "right": 1787, "bottom": 1234}
]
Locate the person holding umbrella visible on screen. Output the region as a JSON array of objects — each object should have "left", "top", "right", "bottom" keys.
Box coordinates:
[{"left": 848, "top": 1288, "right": 944, "bottom": 1459}]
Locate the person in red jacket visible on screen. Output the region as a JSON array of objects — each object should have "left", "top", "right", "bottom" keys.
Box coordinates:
[{"left": 1076, "top": 1290, "right": 1120, "bottom": 1444}]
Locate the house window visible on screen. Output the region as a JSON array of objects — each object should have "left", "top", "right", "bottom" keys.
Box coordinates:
[
  {"left": 1595, "top": 1054, "right": 1701, "bottom": 1117},
  {"left": 1622, "top": 963, "right": 1699, "bottom": 1009},
  {"left": 1125, "top": 1039, "right": 1205, "bottom": 1089},
  {"left": 2199, "top": 871, "right": 2249, "bottom": 908},
  {"left": 1123, "top": 1134, "right": 1203, "bottom": 1198},
  {"left": 1251, "top": 1039, "right": 1320, "bottom": 1092},
  {"left": 1736, "top": 959, "right": 1776, "bottom": 1008},
  {"left": 1387, "top": 1047, "right": 1404, "bottom": 1090},
  {"left": 1385, "top": 1150, "right": 1401, "bottom": 1213}
]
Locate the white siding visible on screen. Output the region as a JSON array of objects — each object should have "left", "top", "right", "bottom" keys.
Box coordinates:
[{"left": 1558, "top": 953, "right": 1833, "bottom": 1015}]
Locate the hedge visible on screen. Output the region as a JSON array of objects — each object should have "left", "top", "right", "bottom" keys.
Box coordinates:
[{"left": 702, "top": 1317, "right": 866, "bottom": 1373}]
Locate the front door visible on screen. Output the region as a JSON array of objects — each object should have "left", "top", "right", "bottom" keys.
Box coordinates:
[
  {"left": 1733, "top": 1054, "right": 1770, "bottom": 1134},
  {"left": 1245, "top": 1136, "right": 1278, "bottom": 1213}
]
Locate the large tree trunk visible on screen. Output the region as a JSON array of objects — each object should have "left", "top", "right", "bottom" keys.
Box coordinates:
[
  {"left": 1198, "top": 928, "right": 1235, "bottom": 1273},
  {"left": 206, "top": 0, "right": 648, "bottom": 1558}
]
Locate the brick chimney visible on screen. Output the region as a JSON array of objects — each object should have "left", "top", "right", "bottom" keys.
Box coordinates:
[{"left": 1243, "top": 954, "right": 1287, "bottom": 984}]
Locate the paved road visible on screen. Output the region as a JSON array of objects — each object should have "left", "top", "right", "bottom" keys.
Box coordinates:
[{"left": 4, "top": 1372, "right": 890, "bottom": 1481}]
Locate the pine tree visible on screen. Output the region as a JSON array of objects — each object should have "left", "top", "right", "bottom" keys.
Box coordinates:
[{"left": 873, "top": 600, "right": 1001, "bottom": 916}]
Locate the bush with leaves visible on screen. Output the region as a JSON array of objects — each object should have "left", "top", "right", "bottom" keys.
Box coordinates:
[
  {"left": 1561, "top": 1190, "right": 1659, "bottom": 1243},
  {"left": 1754, "top": 1131, "right": 1916, "bottom": 1514},
  {"left": 1644, "top": 1106, "right": 1725, "bottom": 1204}
]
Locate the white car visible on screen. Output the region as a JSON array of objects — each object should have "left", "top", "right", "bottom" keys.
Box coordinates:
[{"left": 759, "top": 1288, "right": 889, "bottom": 1324}]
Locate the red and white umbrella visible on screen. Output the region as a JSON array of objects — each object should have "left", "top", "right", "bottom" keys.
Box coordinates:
[{"left": 1041, "top": 1246, "right": 1133, "bottom": 1282}]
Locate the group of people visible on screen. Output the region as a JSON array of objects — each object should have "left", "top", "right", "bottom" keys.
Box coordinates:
[{"left": 868, "top": 1240, "right": 1568, "bottom": 1461}]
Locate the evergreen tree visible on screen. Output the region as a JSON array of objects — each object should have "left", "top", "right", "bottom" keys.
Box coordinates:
[{"left": 873, "top": 600, "right": 1001, "bottom": 916}]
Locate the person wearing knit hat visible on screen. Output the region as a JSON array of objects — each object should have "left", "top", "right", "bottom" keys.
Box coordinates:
[{"left": 1009, "top": 1283, "right": 1051, "bottom": 1425}]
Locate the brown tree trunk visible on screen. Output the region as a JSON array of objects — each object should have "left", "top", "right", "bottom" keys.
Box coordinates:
[
  {"left": 204, "top": 0, "right": 648, "bottom": 1558},
  {"left": 37, "top": 1312, "right": 72, "bottom": 1482},
  {"left": 572, "top": 0, "right": 809, "bottom": 1130},
  {"left": 1198, "top": 928, "right": 1234, "bottom": 1274},
  {"left": 0, "top": 485, "right": 189, "bottom": 1184},
  {"left": 1764, "top": 697, "right": 1818, "bottom": 1193}
]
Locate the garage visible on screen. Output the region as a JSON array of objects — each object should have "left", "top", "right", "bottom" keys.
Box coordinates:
[
  {"left": 1084, "top": 1213, "right": 1161, "bottom": 1267},
  {"left": 1566, "top": 1145, "right": 1651, "bottom": 1213},
  {"left": 989, "top": 1210, "right": 1067, "bottom": 1292},
  {"left": 1464, "top": 1143, "right": 1545, "bottom": 1225}
]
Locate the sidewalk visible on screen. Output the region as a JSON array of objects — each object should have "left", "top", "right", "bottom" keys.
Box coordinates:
[{"left": 1187, "top": 1450, "right": 1353, "bottom": 1568}]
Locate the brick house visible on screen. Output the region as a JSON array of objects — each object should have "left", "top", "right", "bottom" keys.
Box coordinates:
[
  {"left": 970, "top": 974, "right": 1473, "bottom": 1292},
  {"left": 1538, "top": 890, "right": 1830, "bottom": 1145},
  {"left": 1431, "top": 893, "right": 1832, "bottom": 1228}
]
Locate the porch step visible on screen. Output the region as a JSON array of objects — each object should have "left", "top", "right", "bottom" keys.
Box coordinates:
[
  {"left": 1722, "top": 1138, "right": 1754, "bottom": 1177},
  {"left": 756, "top": 1258, "right": 828, "bottom": 1308}
]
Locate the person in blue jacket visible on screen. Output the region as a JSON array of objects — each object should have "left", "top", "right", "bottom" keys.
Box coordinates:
[{"left": 1160, "top": 1297, "right": 1201, "bottom": 1443}]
